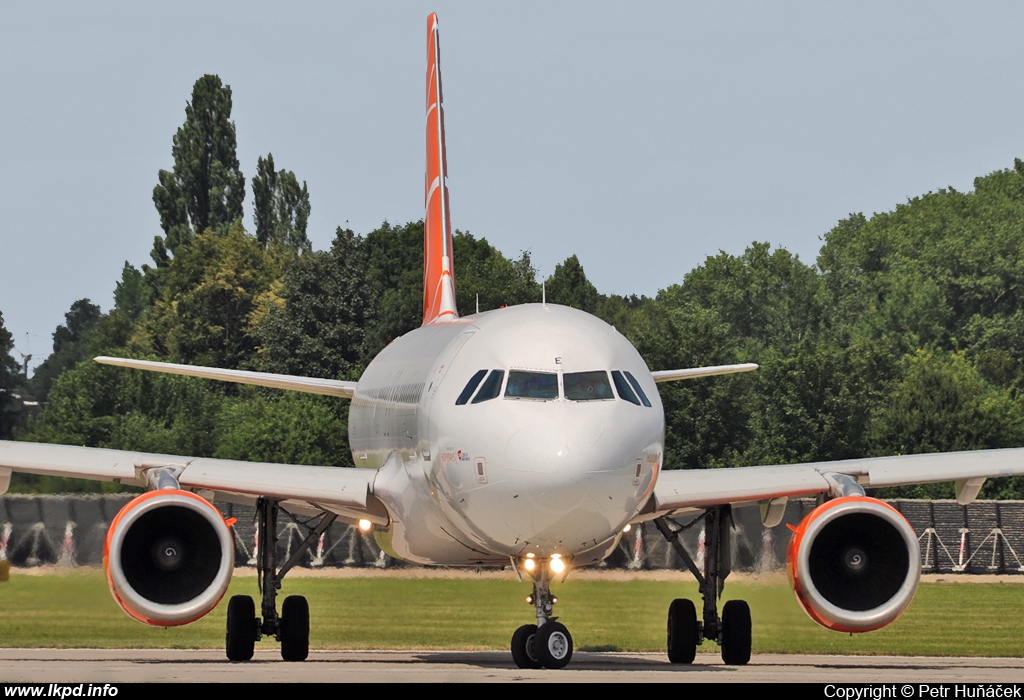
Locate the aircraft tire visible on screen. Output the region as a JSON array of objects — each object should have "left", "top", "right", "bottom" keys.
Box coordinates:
[
  {"left": 280, "top": 595, "right": 310, "bottom": 662},
  {"left": 667, "top": 598, "right": 698, "bottom": 664},
  {"left": 721, "top": 599, "right": 751, "bottom": 665},
  {"left": 225, "top": 595, "right": 256, "bottom": 661},
  {"left": 511, "top": 624, "right": 542, "bottom": 669},
  {"left": 535, "top": 621, "right": 573, "bottom": 669}
]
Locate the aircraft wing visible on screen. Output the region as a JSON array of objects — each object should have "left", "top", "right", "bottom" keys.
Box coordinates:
[
  {"left": 0, "top": 440, "right": 386, "bottom": 524},
  {"left": 651, "top": 363, "right": 759, "bottom": 382},
  {"left": 94, "top": 356, "right": 357, "bottom": 398},
  {"left": 646, "top": 447, "right": 1024, "bottom": 517}
]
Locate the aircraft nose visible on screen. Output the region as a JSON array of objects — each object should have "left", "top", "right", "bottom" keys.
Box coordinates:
[{"left": 504, "top": 411, "right": 638, "bottom": 512}]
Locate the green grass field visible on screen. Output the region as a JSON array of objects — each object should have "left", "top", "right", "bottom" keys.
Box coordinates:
[{"left": 2, "top": 569, "right": 1023, "bottom": 657}]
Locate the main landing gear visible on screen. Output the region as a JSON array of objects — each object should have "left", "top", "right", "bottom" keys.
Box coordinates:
[
  {"left": 655, "top": 504, "right": 752, "bottom": 666},
  {"left": 511, "top": 560, "right": 573, "bottom": 669},
  {"left": 225, "top": 498, "right": 336, "bottom": 662}
]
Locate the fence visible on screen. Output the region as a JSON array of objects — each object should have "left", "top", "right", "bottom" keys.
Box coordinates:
[{"left": 2, "top": 495, "right": 1022, "bottom": 573}]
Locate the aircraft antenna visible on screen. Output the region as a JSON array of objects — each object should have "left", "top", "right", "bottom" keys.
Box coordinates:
[
  {"left": 542, "top": 282, "right": 546, "bottom": 306},
  {"left": 476, "top": 294, "right": 479, "bottom": 314}
]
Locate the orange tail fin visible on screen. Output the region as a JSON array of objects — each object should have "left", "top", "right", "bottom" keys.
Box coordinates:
[{"left": 423, "top": 12, "right": 458, "bottom": 326}]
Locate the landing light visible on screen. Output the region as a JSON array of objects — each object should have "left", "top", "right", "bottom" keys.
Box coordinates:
[
  {"left": 623, "top": 524, "right": 632, "bottom": 533},
  {"left": 523, "top": 558, "right": 536, "bottom": 572},
  {"left": 358, "top": 519, "right": 373, "bottom": 532},
  {"left": 550, "top": 557, "right": 565, "bottom": 574}
]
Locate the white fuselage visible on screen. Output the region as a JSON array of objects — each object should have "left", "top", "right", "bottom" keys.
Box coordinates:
[{"left": 350, "top": 304, "right": 664, "bottom": 567}]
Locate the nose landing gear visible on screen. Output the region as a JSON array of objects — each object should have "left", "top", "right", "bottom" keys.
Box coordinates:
[{"left": 511, "top": 559, "right": 573, "bottom": 669}]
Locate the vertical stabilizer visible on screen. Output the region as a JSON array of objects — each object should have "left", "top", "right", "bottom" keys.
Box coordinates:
[{"left": 423, "top": 13, "right": 459, "bottom": 326}]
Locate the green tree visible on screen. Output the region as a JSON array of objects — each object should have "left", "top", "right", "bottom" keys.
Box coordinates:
[
  {"left": 256, "top": 227, "right": 374, "bottom": 380},
  {"left": 113, "top": 262, "right": 149, "bottom": 322},
  {"left": 252, "top": 153, "right": 311, "bottom": 252},
  {"left": 152, "top": 75, "right": 245, "bottom": 262},
  {"left": 30, "top": 299, "right": 102, "bottom": 402},
  {"left": 452, "top": 232, "right": 540, "bottom": 314},
  {"left": 216, "top": 391, "right": 351, "bottom": 467},
  {"left": 362, "top": 221, "right": 427, "bottom": 356},
  {"left": 146, "top": 225, "right": 278, "bottom": 368},
  {"left": 545, "top": 255, "right": 599, "bottom": 313},
  {"left": 0, "top": 310, "right": 22, "bottom": 439}
]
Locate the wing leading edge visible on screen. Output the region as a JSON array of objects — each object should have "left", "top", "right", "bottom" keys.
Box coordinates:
[
  {"left": 646, "top": 446, "right": 1024, "bottom": 519},
  {"left": 95, "top": 356, "right": 357, "bottom": 398},
  {"left": 0, "top": 440, "right": 386, "bottom": 525}
]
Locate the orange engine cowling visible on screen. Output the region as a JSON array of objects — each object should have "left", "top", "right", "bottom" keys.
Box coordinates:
[
  {"left": 104, "top": 490, "right": 234, "bottom": 626},
  {"left": 786, "top": 496, "right": 920, "bottom": 633}
]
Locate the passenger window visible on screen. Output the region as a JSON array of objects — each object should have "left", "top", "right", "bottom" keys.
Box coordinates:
[
  {"left": 624, "top": 370, "right": 652, "bottom": 407},
  {"left": 564, "top": 371, "right": 614, "bottom": 401},
  {"left": 472, "top": 370, "right": 505, "bottom": 403},
  {"left": 611, "top": 371, "right": 641, "bottom": 406},
  {"left": 455, "top": 369, "right": 488, "bottom": 405},
  {"left": 504, "top": 371, "right": 558, "bottom": 400}
]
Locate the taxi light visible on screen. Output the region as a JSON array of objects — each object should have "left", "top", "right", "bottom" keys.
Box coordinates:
[
  {"left": 523, "top": 558, "right": 536, "bottom": 572},
  {"left": 358, "top": 519, "right": 373, "bottom": 532},
  {"left": 550, "top": 557, "right": 565, "bottom": 574},
  {"left": 623, "top": 524, "right": 632, "bottom": 533}
]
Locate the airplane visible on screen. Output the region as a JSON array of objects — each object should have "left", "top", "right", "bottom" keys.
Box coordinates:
[{"left": 4, "top": 12, "right": 1024, "bottom": 670}]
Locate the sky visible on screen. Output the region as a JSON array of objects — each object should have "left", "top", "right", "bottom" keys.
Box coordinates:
[{"left": 3, "top": 2, "right": 1024, "bottom": 373}]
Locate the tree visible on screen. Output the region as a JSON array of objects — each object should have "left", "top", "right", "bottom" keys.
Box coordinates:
[
  {"left": 252, "top": 153, "right": 311, "bottom": 252},
  {"left": 452, "top": 231, "right": 540, "bottom": 314},
  {"left": 146, "top": 225, "right": 278, "bottom": 368},
  {"left": 30, "top": 299, "right": 102, "bottom": 402},
  {"left": 361, "top": 221, "right": 427, "bottom": 355},
  {"left": 113, "top": 262, "right": 149, "bottom": 321},
  {"left": 256, "top": 227, "right": 374, "bottom": 380},
  {"left": 545, "top": 255, "right": 599, "bottom": 313},
  {"left": 152, "top": 75, "right": 245, "bottom": 262},
  {"left": 0, "top": 310, "right": 21, "bottom": 439}
]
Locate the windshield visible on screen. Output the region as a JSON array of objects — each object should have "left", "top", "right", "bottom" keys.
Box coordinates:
[
  {"left": 504, "top": 371, "right": 558, "bottom": 400},
  {"left": 564, "top": 371, "right": 614, "bottom": 401}
]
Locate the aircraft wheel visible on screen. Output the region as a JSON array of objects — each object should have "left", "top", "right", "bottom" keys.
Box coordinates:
[
  {"left": 226, "top": 595, "right": 257, "bottom": 661},
  {"left": 667, "top": 598, "right": 697, "bottom": 664},
  {"left": 535, "top": 621, "right": 573, "bottom": 669},
  {"left": 511, "top": 624, "right": 542, "bottom": 669},
  {"left": 280, "top": 595, "right": 310, "bottom": 662},
  {"left": 720, "top": 599, "right": 751, "bottom": 665}
]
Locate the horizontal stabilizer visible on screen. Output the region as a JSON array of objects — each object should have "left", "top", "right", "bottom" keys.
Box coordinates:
[
  {"left": 94, "top": 356, "right": 357, "bottom": 399},
  {"left": 651, "top": 363, "right": 758, "bottom": 383}
]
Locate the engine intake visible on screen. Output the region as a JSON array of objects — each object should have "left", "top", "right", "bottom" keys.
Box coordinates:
[
  {"left": 786, "top": 496, "right": 920, "bottom": 632},
  {"left": 105, "top": 490, "right": 234, "bottom": 626}
]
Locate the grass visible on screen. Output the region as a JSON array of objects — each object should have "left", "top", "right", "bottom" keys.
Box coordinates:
[{"left": 1, "top": 569, "right": 1023, "bottom": 657}]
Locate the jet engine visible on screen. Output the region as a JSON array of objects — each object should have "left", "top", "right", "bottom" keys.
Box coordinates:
[
  {"left": 104, "top": 490, "right": 234, "bottom": 626},
  {"left": 786, "top": 496, "right": 920, "bottom": 632}
]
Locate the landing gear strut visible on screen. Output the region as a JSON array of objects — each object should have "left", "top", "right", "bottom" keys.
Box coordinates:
[
  {"left": 655, "top": 505, "right": 752, "bottom": 665},
  {"left": 225, "top": 498, "right": 336, "bottom": 661},
  {"left": 511, "top": 560, "right": 573, "bottom": 669}
]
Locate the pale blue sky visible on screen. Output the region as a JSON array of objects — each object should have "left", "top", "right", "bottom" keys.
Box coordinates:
[{"left": 4, "top": 2, "right": 1024, "bottom": 372}]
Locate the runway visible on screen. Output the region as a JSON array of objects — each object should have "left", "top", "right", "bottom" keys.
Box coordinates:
[{"left": 0, "top": 649, "right": 1021, "bottom": 683}]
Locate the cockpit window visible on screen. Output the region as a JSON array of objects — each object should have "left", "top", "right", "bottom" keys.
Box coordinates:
[
  {"left": 624, "top": 370, "right": 652, "bottom": 407},
  {"left": 455, "top": 369, "right": 488, "bottom": 405},
  {"left": 504, "top": 371, "right": 558, "bottom": 400},
  {"left": 611, "top": 370, "right": 641, "bottom": 406},
  {"left": 472, "top": 370, "right": 505, "bottom": 403},
  {"left": 564, "top": 371, "right": 614, "bottom": 401}
]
